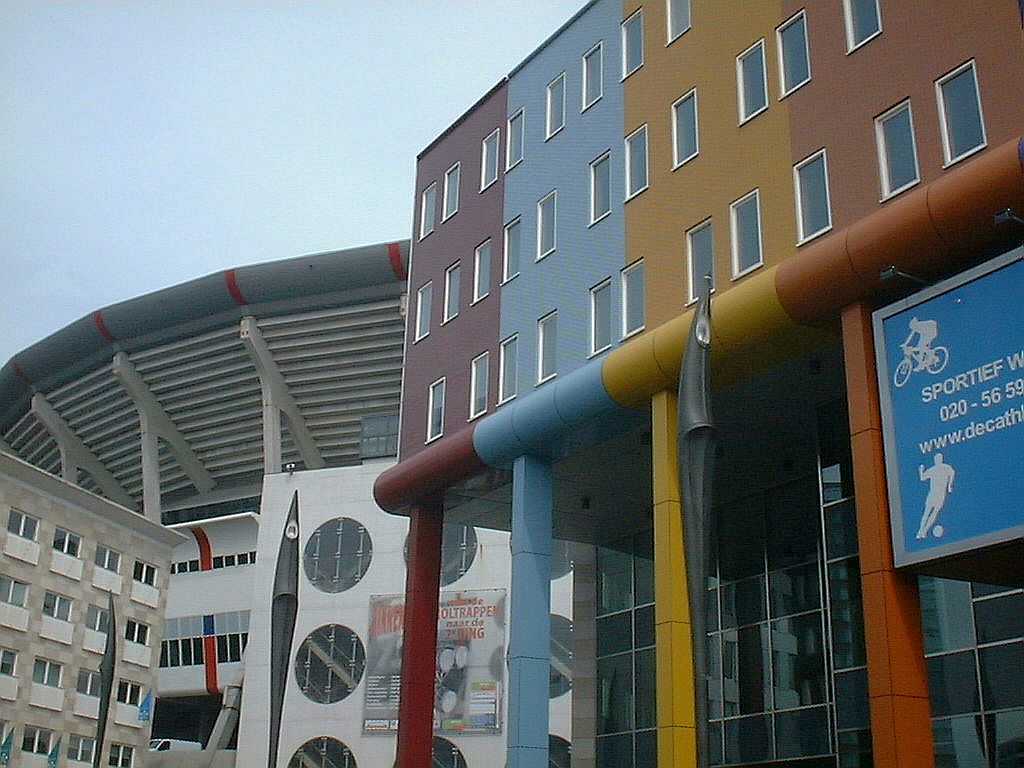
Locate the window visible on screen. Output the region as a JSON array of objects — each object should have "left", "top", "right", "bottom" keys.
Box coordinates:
[
  {"left": 95, "top": 544, "right": 120, "bottom": 573},
  {"left": 590, "top": 280, "right": 613, "bottom": 355},
  {"left": 473, "top": 241, "right": 491, "bottom": 302},
  {"left": 667, "top": 0, "right": 690, "bottom": 42},
  {"left": 33, "top": 658, "right": 62, "bottom": 687},
  {"left": 77, "top": 668, "right": 101, "bottom": 697},
  {"left": 777, "top": 10, "right": 810, "bottom": 96},
  {"left": 415, "top": 282, "right": 432, "bottom": 341},
  {"left": 7, "top": 508, "right": 37, "bottom": 540},
  {"left": 730, "top": 189, "right": 763, "bottom": 276},
  {"left": 503, "top": 218, "right": 522, "bottom": 281},
  {"left": 159, "top": 637, "right": 205, "bottom": 668},
  {"left": 215, "top": 632, "right": 247, "bottom": 663},
  {"left": 427, "top": 378, "right": 445, "bottom": 442},
  {"left": 936, "top": 60, "right": 986, "bottom": 165},
  {"left": 125, "top": 619, "right": 149, "bottom": 646},
  {"left": 117, "top": 678, "right": 142, "bottom": 706},
  {"left": 546, "top": 73, "right": 566, "bottom": 138},
  {"left": 842, "top": 0, "right": 881, "bottom": 51},
  {"left": 625, "top": 125, "right": 648, "bottom": 199},
  {"left": 52, "top": 527, "right": 81, "bottom": 557},
  {"left": 109, "top": 743, "right": 135, "bottom": 767},
  {"left": 442, "top": 163, "right": 460, "bottom": 220},
  {"left": 737, "top": 40, "right": 768, "bottom": 123},
  {"left": 481, "top": 129, "right": 500, "bottom": 190},
  {"left": 86, "top": 603, "right": 110, "bottom": 633},
  {"left": 622, "top": 259, "right": 645, "bottom": 337},
  {"left": 876, "top": 101, "right": 920, "bottom": 198},
  {"left": 507, "top": 109, "right": 524, "bottom": 169},
  {"left": 622, "top": 9, "right": 644, "bottom": 78},
  {"left": 583, "top": 42, "right": 603, "bottom": 110},
  {"left": 590, "top": 153, "right": 611, "bottom": 223},
  {"left": 133, "top": 560, "right": 157, "bottom": 586},
  {"left": 0, "top": 574, "right": 27, "bottom": 607},
  {"left": 0, "top": 648, "right": 15, "bottom": 676},
  {"left": 42, "top": 591, "right": 72, "bottom": 621},
  {"left": 470, "top": 353, "right": 489, "bottom": 419},
  {"left": 419, "top": 182, "right": 437, "bottom": 239},
  {"left": 687, "top": 220, "right": 715, "bottom": 303},
  {"left": 538, "top": 312, "right": 558, "bottom": 383},
  {"left": 443, "top": 263, "right": 461, "bottom": 322},
  {"left": 537, "top": 191, "right": 557, "bottom": 259},
  {"left": 23, "top": 726, "right": 53, "bottom": 756},
  {"left": 794, "top": 150, "right": 832, "bottom": 243},
  {"left": 68, "top": 735, "right": 96, "bottom": 763},
  {"left": 499, "top": 335, "right": 518, "bottom": 404},
  {"left": 672, "top": 89, "right": 698, "bottom": 167}
]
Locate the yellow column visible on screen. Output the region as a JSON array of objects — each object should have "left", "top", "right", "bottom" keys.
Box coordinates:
[{"left": 651, "top": 390, "right": 697, "bottom": 768}]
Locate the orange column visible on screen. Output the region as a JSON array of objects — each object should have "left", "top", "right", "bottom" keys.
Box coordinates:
[{"left": 841, "top": 302, "right": 934, "bottom": 768}]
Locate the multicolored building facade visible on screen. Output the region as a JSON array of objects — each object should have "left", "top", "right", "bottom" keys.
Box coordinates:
[{"left": 379, "top": 1, "right": 1024, "bottom": 767}]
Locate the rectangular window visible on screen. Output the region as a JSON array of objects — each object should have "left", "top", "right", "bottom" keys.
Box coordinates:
[
  {"left": 499, "top": 335, "right": 518, "bottom": 404},
  {"left": 110, "top": 743, "right": 135, "bottom": 768},
  {"left": 42, "top": 591, "right": 72, "bottom": 621},
  {"left": 23, "top": 726, "right": 53, "bottom": 756},
  {"left": 95, "top": 544, "right": 120, "bottom": 573},
  {"left": 117, "top": 679, "right": 142, "bottom": 706},
  {"left": 843, "top": 0, "right": 881, "bottom": 51},
  {"left": 77, "top": 668, "right": 101, "bottom": 697},
  {"left": 590, "top": 280, "right": 613, "bottom": 355},
  {"left": 622, "top": 259, "right": 645, "bottom": 337},
  {"left": 0, "top": 648, "right": 15, "bottom": 676},
  {"left": 625, "top": 125, "right": 648, "bottom": 199},
  {"left": 546, "top": 73, "right": 566, "bottom": 138},
  {"left": 0, "top": 574, "right": 27, "bottom": 607},
  {"left": 7, "top": 508, "right": 37, "bottom": 540},
  {"left": 125, "top": 619, "right": 149, "bottom": 645},
  {"left": 33, "top": 658, "right": 62, "bottom": 687},
  {"left": 68, "top": 734, "right": 96, "bottom": 763},
  {"left": 503, "top": 218, "right": 521, "bottom": 281},
  {"left": 777, "top": 10, "right": 810, "bottom": 96},
  {"left": 667, "top": 0, "right": 690, "bottom": 42},
  {"left": 86, "top": 603, "right": 110, "bottom": 633},
  {"left": 481, "top": 129, "right": 500, "bottom": 190},
  {"left": 936, "top": 60, "right": 986, "bottom": 166},
  {"left": 583, "top": 42, "right": 603, "bottom": 110},
  {"left": 737, "top": 39, "right": 768, "bottom": 123},
  {"left": 687, "top": 220, "right": 715, "bottom": 303},
  {"left": 427, "top": 378, "right": 445, "bottom": 442},
  {"left": 730, "top": 189, "right": 763, "bottom": 276},
  {"left": 415, "top": 282, "right": 432, "bottom": 341},
  {"left": 876, "top": 100, "right": 920, "bottom": 198},
  {"left": 473, "top": 240, "right": 491, "bottom": 302},
  {"left": 442, "top": 163, "right": 460, "bottom": 220},
  {"left": 537, "top": 191, "right": 557, "bottom": 259},
  {"left": 507, "top": 109, "right": 524, "bottom": 169},
  {"left": 538, "top": 311, "right": 558, "bottom": 383},
  {"left": 133, "top": 560, "right": 157, "bottom": 586},
  {"left": 470, "top": 353, "right": 489, "bottom": 419},
  {"left": 672, "top": 89, "right": 698, "bottom": 167},
  {"left": 794, "top": 150, "right": 832, "bottom": 242},
  {"left": 52, "top": 527, "right": 82, "bottom": 557},
  {"left": 622, "top": 9, "right": 644, "bottom": 78},
  {"left": 419, "top": 182, "right": 437, "bottom": 239},
  {"left": 590, "top": 153, "right": 611, "bottom": 223},
  {"left": 443, "top": 263, "right": 461, "bottom": 322}
]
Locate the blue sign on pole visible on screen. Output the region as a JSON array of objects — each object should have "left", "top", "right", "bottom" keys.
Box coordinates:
[{"left": 874, "top": 250, "right": 1024, "bottom": 566}]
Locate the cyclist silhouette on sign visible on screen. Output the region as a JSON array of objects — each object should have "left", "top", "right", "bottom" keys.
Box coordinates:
[
  {"left": 894, "top": 316, "right": 949, "bottom": 387},
  {"left": 917, "top": 453, "right": 955, "bottom": 539}
]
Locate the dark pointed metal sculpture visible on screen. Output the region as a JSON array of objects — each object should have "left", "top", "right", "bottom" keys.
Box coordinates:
[
  {"left": 268, "top": 491, "right": 300, "bottom": 768},
  {"left": 92, "top": 592, "right": 117, "bottom": 768},
  {"left": 677, "top": 275, "right": 716, "bottom": 768}
]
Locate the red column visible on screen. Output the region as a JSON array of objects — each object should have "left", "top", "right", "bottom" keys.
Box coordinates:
[{"left": 395, "top": 498, "right": 443, "bottom": 768}]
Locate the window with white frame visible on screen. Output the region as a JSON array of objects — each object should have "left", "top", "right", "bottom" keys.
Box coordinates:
[
  {"left": 86, "top": 603, "right": 110, "bottom": 633},
  {"left": 622, "top": 260, "right": 645, "bottom": 337},
  {"left": 625, "top": 125, "right": 648, "bottom": 199},
  {"left": 507, "top": 109, "right": 524, "bottom": 169},
  {"left": 95, "top": 544, "right": 120, "bottom": 573},
  {"left": 0, "top": 648, "right": 15, "bottom": 676},
  {"left": 936, "top": 60, "right": 986, "bottom": 165},
  {"left": 672, "top": 89, "right": 698, "bottom": 167},
  {"left": 52, "top": 527, "right": 81, "bottom": 557},
  {"left": 22, "top": 726, "right": 53, "bottom": 755},
  {"left": 117, "top": 678, "right": 142, "bottom": 706},
  {"left": 42, "top": 591, "right": 72, "bottom": 621},
  {"left": 537, "top": 312, "right": 558, "bottom": 383},
  {"left": 687, "top": 220, "right": 715, "bottom": 303},
  {"left": 843, "top": 0, "right": 881, "bottom": 51},
  {"left": 473, "top": 240, "right": 491, "bottom": 302},
  {"left": 33, "top": 657, "right": 62, "bottom": 687},
  {"left": 68, "top": 734, "right": 96, "bottom": 763},
  {"left": 546, "top": 73, "right": 566, "bottom": 138},
  {"left": 876, "top": 100, "right": 920, "bottom": 198},
  {"left": 442, "top": 163, "right": 460, "bottom": 220},
  {"left": 777, "top": 10, "right": 810, "bottom": 96},
  {"left": 419, "top": 182, "right": 437, "bottom": 239},
  {"left": 470, "top": 353, "right": 489, "bottom": 419},
  {"left": 590, "top": 280, "right": 612, "bottom": 354},
  {"left": 0, "top": 574, "right": 27, "bottom": 607},
  {"left": 590, "top": 153, "right": 611, "bottom": 223},
  {"left": 499, "top": 335, "right": 518, "bottom": 403},
  {"left": 737, "top": 39, "right": 768, "bottom": 122},
  {"left": 443, "top": 263, "right": 461, "bottom": 322},
  {"left": 730, "top": 189, "right": 763, "bottom": 276},
  {"left": 427, "top": 379, "right": 446, "bottom": 442},
  {"left": 583, "top": 42, "right": 603, "bottom": 110},
  {"left": 125, "top": 619, "right": 149, "bottom": 646},
  {"left": 481, "top": 129, "right": 500, "bottom": 190},
  {"left": 667, "top": 0, "right": 690, "bottom": 42},
  {"left": 133, "top": 560, "right": 157, "bottom": 586},
  {"left": 622, "top": 9, "right": 644, "bottom": 78},
  {"left": 110, "top": 743, "right": 135, "bottom": 768},
  {"left": 794, "top": 150, "right": 832, "bottom": 242},
  {"left": 415, "top": 282, "right": 432, "bottom": 341},
  {"left": 504, "top": 218, "right": 521, "bottom": 281},
  {"left": 538, "top": 191, "right": 557, "bottom": 259},
  {"left": 77, "top": 668, "right": 101, "bottom": 697},
  {"left": 7, "top": 508, "right": 37, "bottom": 540}
]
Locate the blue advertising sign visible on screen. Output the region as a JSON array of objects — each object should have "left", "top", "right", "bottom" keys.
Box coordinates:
[{"left": 874, "top": 250, "right": 1024, "bottom": 567}]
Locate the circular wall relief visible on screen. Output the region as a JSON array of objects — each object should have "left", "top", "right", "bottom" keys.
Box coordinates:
[
  {"left": 549, "top": 614, "right": 573, "bottom": 698},
  {"left": 288, "top": 737, "right": 356, "bottom": 768},
  {"left": 303, "top": 517, "right": 373, "bottom": 593},
  {"left": 431, "top": 736, "right": 468, "bottom": 768},
  {"left": 404, "top": 524, "right": 479, "bottom": 587},
  {"left": 294, "top": 624, "right": 366, "bottom": 704}
]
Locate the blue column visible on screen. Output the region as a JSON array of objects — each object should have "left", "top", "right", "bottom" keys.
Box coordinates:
[{"left": 507, "top": 454, "right": 552, "bottom": 768}]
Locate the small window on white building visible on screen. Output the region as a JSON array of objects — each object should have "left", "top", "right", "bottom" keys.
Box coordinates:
[
  {"left": 936, "top": 60, "right": 986, "bottom": 166},
  {"left": 499, "top": 336, "right": 518, "bottom": 403},
  {"left": 590, "top": 153, "right": 611, "bottom": 224},
  {"left": 737, "top": 39, "right": 768, "bottom": 123},
  {"left": 590, "top": 280, "right": 612, "bottom": 355},
  {"left": 583, "top": 42, "right": 603, "bottom": 110},
  {"left": 0, "top": 648, "right": 16, "bottom": 676},
  {"left": 427, "top": 378, "right": 446, "bottom": 442},
  {"left": 625, "top": 125, "right": 648, "bottom": 199},
  {"left": 125, "top": 619, "right": 149, "bottom": 646},
  {"left": 0, "top": 574, "right": 27, "bottom": 607},
  {"left": 52, "top": 527, "right": 81, "bottom": 557},
  {"left": 687, "top": 220, "right": 715, "bottom": 303},
  {"left": 22, "top": 726, "right": 54, "bottom": 756},
  {"left": 777, "top": 10, "right": 811, "bottom": 96},
  {"left": 7, "top": 508, "right": 37, "bottom": 540},
  {"left": 876, "top": 101, "right": 920, "bottom": 198},
  {"left": 794, "top": 149, "right": 832, "bottom": 243},
  {"left": 419, "top": 182, "right": 437, "bottom": 240},
  {"left": 622, "top": 9, "right": 644, "bottom": 78},
  {"left": 133, "top": 560, "right": 157, "bottom": 586},
  {"left": 86, "top": 603, "right": 110, "bottom": 633},
  {"left": 547, "top": 73, "right": 566, "bottom": 138},
  {"left": 415, "top": 282, "right": 432, "bottom": 341},
  {"left": 538, "top": 191, "right": 557, "bottom": 259},
  {"left": 473, "top": 240, "right": 491, "bottom": 302},
  {"left": 504, "top": 218, "right": 522, "bottom": 281},
  {"left": 33, "top": 658, "right": 62, "bottom": 687},
  {"left": 117, "top": 678, "right": 142, "bottom": 705},
  {"left": 843, "top": 0, "right": 881, "bottom": 51},
  {"left": 507, "top": 109, "right": 524, "bottom": 169},
  {"left": 95, "top": 544, "right": 121, "bottom": 573},
  {"left": 481, "top": 129, "right": 500, "bottom": 190},
  {"left": 443, "top": 263, "right": 461, "bottom": 322},
  {"left": 667, "top": 0, "right": 690, "bottom": 43},
  {"left": 470, "top": 353, "right": 489, "bottom": 420},
  {"left": 42, "top": 591, "right": 73, "bottom": 621},
  {"left": 443, "top": 163, "right": 460, "bottom": 220},
  {"left": 672, "top": 89, "right": 698, "bottom": 168},
  {"left": 67, "top": 734, "right": 96, "bottom": 764},
  {"left": 622, "top": 259, "right": 645, "bottom": 337},
  {"left": 110, "top": 743, "right": 135, "bottom": 767},
  {"left": 730, "top": 189, "right": 763, "bottom": 277},
  {"left": 537, "top": 312, "right": 558, "bottom": 383}
]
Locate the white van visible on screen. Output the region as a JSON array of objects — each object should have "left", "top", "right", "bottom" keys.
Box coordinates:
[{"left": 148, "top": 738, "right": 202, "bottom": 752}]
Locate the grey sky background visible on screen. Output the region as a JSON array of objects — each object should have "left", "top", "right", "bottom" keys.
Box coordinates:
[{"left": 0, "top": 0, "right": 583, "bottom": 365}]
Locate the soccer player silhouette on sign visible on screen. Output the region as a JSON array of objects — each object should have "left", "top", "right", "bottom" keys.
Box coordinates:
[{"left": 917, "top": 453, "right": 955, "bottom": 539}]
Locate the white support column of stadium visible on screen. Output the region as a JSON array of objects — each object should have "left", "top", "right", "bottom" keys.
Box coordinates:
[
  {"left": 239, "top": 316, "right": 325, "bottom": 473},
  {"left": 30, "top": 393, "right": 135, "bottom": 507},
  {"left": 112, "top": 352, "right": 216, "bottom": 522}
]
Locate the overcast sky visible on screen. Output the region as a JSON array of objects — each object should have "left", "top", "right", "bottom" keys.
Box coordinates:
[{"left": 0, "top": 0, "right": 582, "bottom": 365}]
